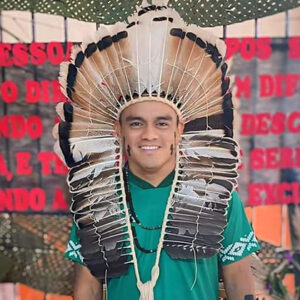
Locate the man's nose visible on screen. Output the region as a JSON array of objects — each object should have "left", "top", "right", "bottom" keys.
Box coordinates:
[{"left": 141, "top": 125, "right": 158, "bottom": 140}]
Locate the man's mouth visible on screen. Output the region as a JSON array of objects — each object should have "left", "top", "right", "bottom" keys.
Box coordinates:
[{"left": 139, "top": 146, "right": 160, "bottom": 150}]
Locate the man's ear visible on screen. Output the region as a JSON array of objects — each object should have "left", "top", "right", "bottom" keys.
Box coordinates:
[
  {"left": 115, "top": 121, "right": 121, "bottom": 138},
  {"left": 177, "top": 121, "right": 184, "bottom": 142}
]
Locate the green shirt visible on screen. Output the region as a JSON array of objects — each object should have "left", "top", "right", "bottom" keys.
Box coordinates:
[{"left": 65, "top": 170, "right": 260, "bottom": 300}]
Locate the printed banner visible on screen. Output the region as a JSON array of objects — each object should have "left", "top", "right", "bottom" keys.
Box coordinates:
[
  {"left": 228, "top": 37, "right": 300, "bottom": 206},
  {"left": 0, "top": 38, "right": 300, "bottom": 211}
]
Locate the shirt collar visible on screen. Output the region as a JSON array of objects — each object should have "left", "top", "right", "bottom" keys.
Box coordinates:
[{"left": 128, "top": 168, "right": 175, "bottom": 189}]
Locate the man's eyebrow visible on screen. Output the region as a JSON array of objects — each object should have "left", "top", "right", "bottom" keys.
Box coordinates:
[
  {"left": 155, "top": 115, "right": 173, "bottom": 121},
  {"left": 124, "top": 116, "right": 145, "bottom": 122}
]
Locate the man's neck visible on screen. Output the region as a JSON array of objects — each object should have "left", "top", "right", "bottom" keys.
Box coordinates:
[{"left": 128, "top": 162, "right": 175, "bottom": 187}]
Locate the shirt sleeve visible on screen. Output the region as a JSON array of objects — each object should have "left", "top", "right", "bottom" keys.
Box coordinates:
[
  {"left": 64, "top": 222, "right": 85, "bottom": 265},
  {"left": 218, "top": 191, "right": 260, "bottom": 265}
]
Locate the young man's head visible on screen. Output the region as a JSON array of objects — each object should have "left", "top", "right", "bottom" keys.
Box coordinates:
[{"left": 115, "top": 101, "right": 184, "bottom": 177}]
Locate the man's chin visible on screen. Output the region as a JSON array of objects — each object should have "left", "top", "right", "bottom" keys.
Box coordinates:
[
  {"left": 130, "top": 157, "right": 176, "bottom": 173},
  {"left": 130, "top": 159, "right": 163, "bottom": 172},
  {"left": 138, "top": 162, "right": 161, "bottom": 171}
]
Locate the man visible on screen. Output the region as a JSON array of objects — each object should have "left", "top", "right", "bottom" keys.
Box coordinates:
[
  {"left": 55, "top": 3, "right": 260, "bottom": 300},
  {"left": 63, "top": 101, "right": 259, "bottom": 300}
]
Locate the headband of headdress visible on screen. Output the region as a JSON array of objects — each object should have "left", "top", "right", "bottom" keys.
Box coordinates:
[{"left": 53, "top": 1, "right": 240, "bottom": 299}]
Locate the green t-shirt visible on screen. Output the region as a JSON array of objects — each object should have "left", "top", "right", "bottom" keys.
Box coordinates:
[{"left": 65, "top": 170, "right": 260, "bottom": 300}]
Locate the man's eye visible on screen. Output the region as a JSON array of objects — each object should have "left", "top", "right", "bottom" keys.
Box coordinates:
[
  {"left": 157, "top": 122, "right": 168, "bottom": 127},
  {"left": 130, "top": 122, "right": 142, "bottom": 127}
]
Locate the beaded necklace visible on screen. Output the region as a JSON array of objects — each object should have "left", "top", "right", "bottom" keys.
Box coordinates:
[{"left": 123, "top": 164, "right": 163, "bottom": 253}]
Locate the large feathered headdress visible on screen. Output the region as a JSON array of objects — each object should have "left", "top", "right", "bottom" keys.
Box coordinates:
[{"left": 53, "top": 1, "right": 240, "bottom": 299}]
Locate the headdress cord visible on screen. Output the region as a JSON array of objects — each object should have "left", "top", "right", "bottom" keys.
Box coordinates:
[{"left": 119, "top": 144, "right": 180, "bottom": 300}]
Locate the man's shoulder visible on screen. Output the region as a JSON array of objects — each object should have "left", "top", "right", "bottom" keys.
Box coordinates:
[
  {"left": 226, "top": 190, "right": 243, "bottom": 219},
  {"left": 64, "top": 222, "right": 85, "bottom": 265}
]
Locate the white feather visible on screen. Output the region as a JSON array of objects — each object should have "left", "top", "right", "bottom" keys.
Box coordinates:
[{"left": 69, "top": 137, "right": 118, "bottom": 163}]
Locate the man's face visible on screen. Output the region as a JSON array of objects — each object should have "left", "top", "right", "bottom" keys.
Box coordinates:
[{"left": 116, "top": 101, "right": 184, "bottom": 174}]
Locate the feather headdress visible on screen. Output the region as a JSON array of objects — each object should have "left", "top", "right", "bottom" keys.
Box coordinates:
[{"left": 53, "top": 1, "right": 240, "bottom": 299}]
